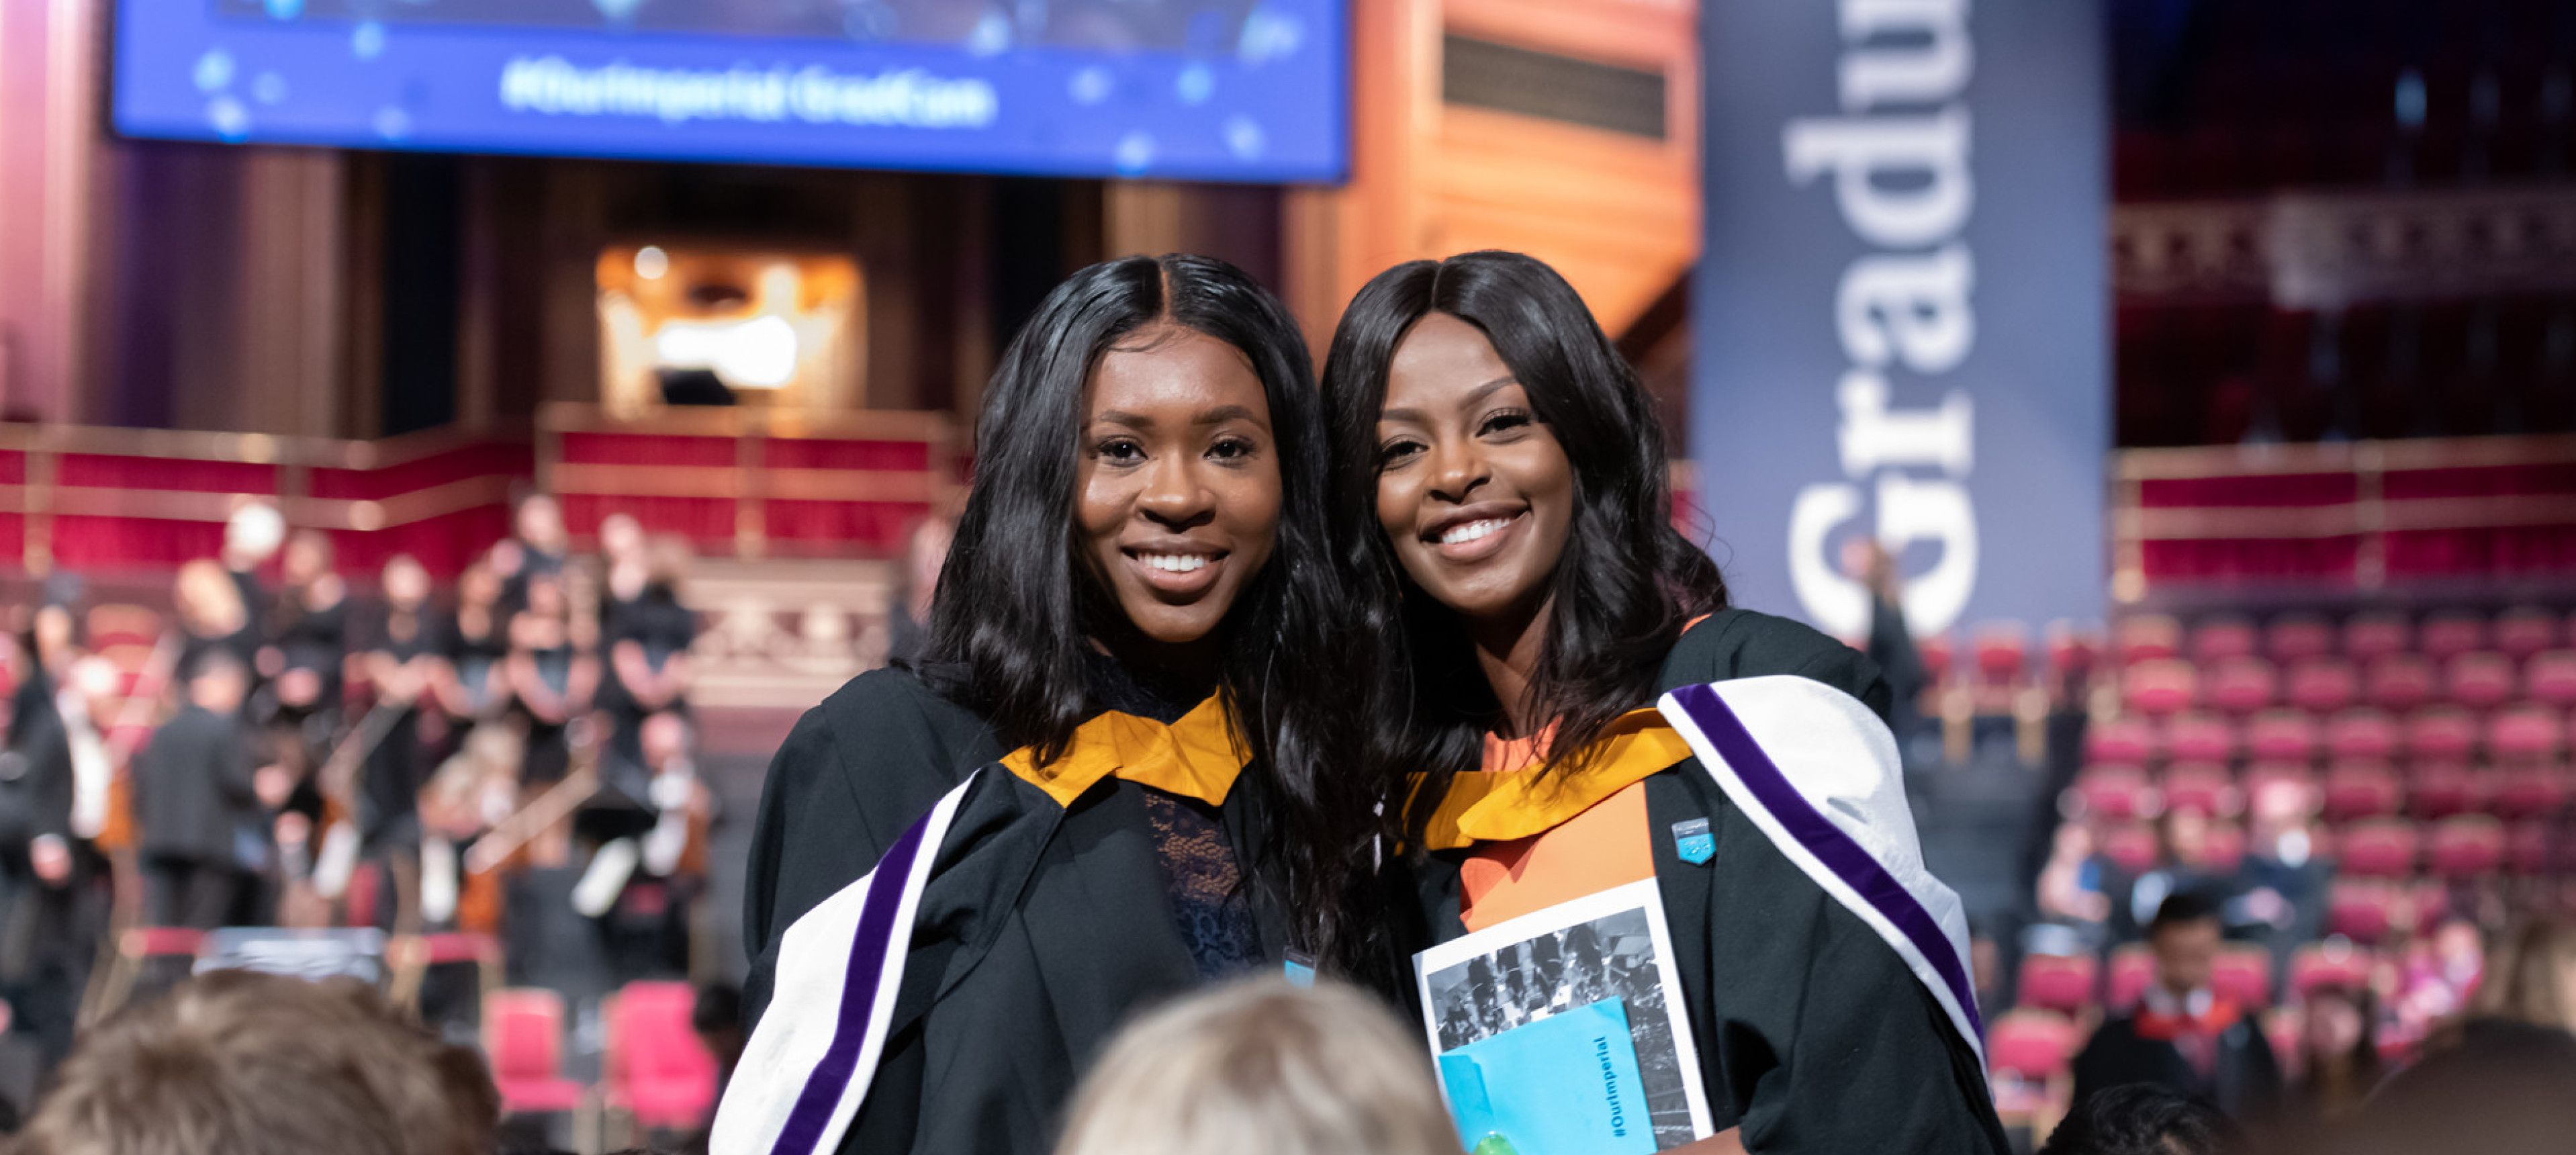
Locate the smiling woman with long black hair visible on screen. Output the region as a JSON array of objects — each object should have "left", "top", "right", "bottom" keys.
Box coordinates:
[
  {"left": 1323, "top": 250, "right": 2006, "bottom": 1154},
  {"left": 715, "top": 255, "right": 1371, "bottom": 1155}
]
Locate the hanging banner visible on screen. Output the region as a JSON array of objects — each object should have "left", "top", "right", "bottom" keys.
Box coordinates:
[{"left": 1690, "top": 0, "right": 2106, "bottom": 639}]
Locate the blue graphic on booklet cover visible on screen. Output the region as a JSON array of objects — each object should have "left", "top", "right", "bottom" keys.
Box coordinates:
[{"left": 1436, "top": 998, "right": 1657, "bottom": 1155}]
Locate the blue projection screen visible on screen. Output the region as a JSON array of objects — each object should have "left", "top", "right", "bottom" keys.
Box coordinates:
[{"left": 111, "top": 1, "right": 1347, "bottom": 182}]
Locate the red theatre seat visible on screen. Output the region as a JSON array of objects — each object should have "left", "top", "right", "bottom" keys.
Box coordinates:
[
  {"left": 2108, "top": 945, "right": 2156, "bottom": 1012},
  {"left": 2117, "top": 614, "right": 2184, "bottom": 666},
  {"left": 2046, "top": 622, "right": 2103, "bottom": 687},
  {"left": 2016, "top": 952, "right": 2099, "bottom": 1015},
  {"left": 2290, "top": 942, "right": 2375, "bottom": 999},
  {"left": 2508, "top": 822, "right": 2557, "bottom": 875},
  {"left": 2328, "top": 880, "right": 2407, "bottom": 943},
  {"left": 2203, "top": 656, "right": 2281, "bottom": 715},
  {"left": 2162, "top": 762, "right": 2240, "bottom": 817},
  {"left": 2421, "top": 612, "right": 2491, "bottom": 662},
  {"left": 2191, "top": 616, "right": 2261, "bottom": 665},
  {"left": 604, "top": 981, "right": 719, "bottom": 1134},
  {"left": 2427, "top": 815, "right": 2507, "bottom": 880},
  {"left": 2328, "top": 763, "right": 2401, "bottom": 825},
  {"left": 2488, "top": 766, "right": 2567, "bottom": 821},
  {"left": 2336, "top": 818, "right": 2419, "bottom": 876},
  {"left": 2342, "top": 612, "right": 2414, "bottom": 665},
  {"left": 2164, "top": 714, "right": 2239, "bottom": 764},
  {"left": 2324, "top": 710, "right": 2399, "bottom": 761},
  {"left": 2103, "top": 823, "right": 2162, "bottom": 876},
  {"left": 484, "top": 988, "right": 586, "bottom": 1115},
  {"left": 2489, "top": 706, "right": 2566, "bottom": 763},
  {"left": 1973, "top": 622, "right": 2031, "bottom": 686},
  {"left": 2403, "top": 708, "right": 2480, "bottom": 763},
  {"left": 2247, "top": 710, "right": 2320, "bottom": 764},
  {"left": 2408, "top": 763, "right": 2483, "bottom": 819},
  {"left": 2086, "top": 717, "right": 2156, "bottom": 767},
  {"left": 2211, "top": 944, "right": 2275, "bottom": 1009},
  {"left": 2125, "top": 659, "right": 2200, "bottom": 719},
  {"left": 2446, "top": 652, "right": 2518, "bottom": 712},
  {"left": 2495, "top": 608, "right": 2562, "bottom": 661},
  {"left": 2265, "top": 614, "right": 2338, "bottom": 665},
  {"left": 2285, "top": 658, "right": 2360, "bottom": 715},
  {"left": 2072, "top": 766, "right": 2156, "bottom": 821},
  {"left": 2525, "top": 650, "right": 2576, "bottom": 710},
  {"left": 1988, "top": 1009, "right": 2080, "bottom": 1084},
  {"left": 2364, "top": 655, "right": 2438, "bottom": 713}
]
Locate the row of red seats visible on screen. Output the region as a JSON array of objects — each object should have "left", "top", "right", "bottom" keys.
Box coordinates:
[
  {"left": 2080, "top": 811, "right": 2556, "bottom": 881},
  {"left": 2088, "top": 704, "right": 2571, "bottom": 766},
  {"left": 2115, "top": 609, "right": 2571, "bottom": 670},
  {"left": 2013, "top": 941, "right": 2371, "bottom": 1019},
  {"left": 488, "top": 982, "right": 718, "bottom": 1140},
  {"left": 2120, "top": 651, "right": 2576, "bottom": 718},
  {"left": 2076, "top": 760, "right": 2575, "bottom": 824}
]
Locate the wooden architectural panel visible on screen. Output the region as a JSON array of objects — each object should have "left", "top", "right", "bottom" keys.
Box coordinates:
[{"left": 1289, "top": 0, "right": 1700, "bottom": 343}]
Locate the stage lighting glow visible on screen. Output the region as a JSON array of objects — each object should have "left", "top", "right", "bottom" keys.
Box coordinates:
[{"left": 634, "top": 246, "right": 670, "bottom": 281}]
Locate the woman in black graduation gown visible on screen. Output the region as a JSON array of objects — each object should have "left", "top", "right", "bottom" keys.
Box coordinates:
[
  {"left": 718, "top": 255, "right": 1369, "bottom": 1155},
  {"left": 1320, "top": 250, "right": 2007, "bottom": 1154}
]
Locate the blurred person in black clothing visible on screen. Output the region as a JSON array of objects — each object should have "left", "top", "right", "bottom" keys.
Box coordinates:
[
  {"left": 268, "top": 529, "right": 350, "bottom": 723},
  {"left": 173, "top": 559, "right": 260, "bottom": 694},
  {"left": 2072, "top": 892, "right": 2283, "bottom": 1121},
  {"left": 1846, "top": 537, "right": 1930, "bottom": 742},
  {"left": 2231, "top": 778, "right": 2330, "bottom": 974},
  {"left": 492, "top": 494, "right": 570, "bottom": 617},
  {"left": 133, "top": 652, "right": 283, "bottom": 929},
  {"left": 884, "top": 513, "right": 952, "bottom": 667},
  {"left": 2040, "top": 1083, "right": 2240, "bottom": 1155},
  {"left": 2117, "top": 809, "right": 2238, "bottom": 941},
  {"left": 504, "top": 572, "right": 596, "bottom": 788},
  {"left": 4, "top": 657, "right": 122, "bottom": 1064},
  {"left": 355, "top": 555, "right": 454, "bottom": 932},
  {"left": 2319, "top": 921, "right": 2576, "bottom": 1155},
  {"left": 438, "top": 561, "right": 510, "bottom": 724},
  {"left": 603, "top": 535, "right": 694, "bottom": 780},
  {"left": 2277, "top": 983, "right": 2380, "bottom": 1128}
]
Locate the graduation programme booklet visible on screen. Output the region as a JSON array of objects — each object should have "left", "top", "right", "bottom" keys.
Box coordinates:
[{"left": 1412, "top": 879, "right": 1714, "bottom": 1152}]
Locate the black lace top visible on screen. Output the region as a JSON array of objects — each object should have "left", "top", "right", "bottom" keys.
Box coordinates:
[{"left": 1082, "top": 651, "right": 1264, "bottom": 979}]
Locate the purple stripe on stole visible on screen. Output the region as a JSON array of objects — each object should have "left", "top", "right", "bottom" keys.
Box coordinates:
[
  {"left": 770, "top": 806, "right": 937, "bottom": 1155},
  {"left": 1670, "top": 684, "right": 1986, "bottom": 1040}
]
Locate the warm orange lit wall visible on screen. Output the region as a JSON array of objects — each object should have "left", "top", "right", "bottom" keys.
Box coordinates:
[{"left": 1287, "top": 0, "right": 1700, "bottom": 344}]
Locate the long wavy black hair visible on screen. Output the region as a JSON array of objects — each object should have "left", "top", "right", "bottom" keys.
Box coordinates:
[
  {"left": 916, "top": 253, "right": 1374, "bottom": 968},
  {"left": 1319, "top": 250, "right": 1727, "bottom": 850}
]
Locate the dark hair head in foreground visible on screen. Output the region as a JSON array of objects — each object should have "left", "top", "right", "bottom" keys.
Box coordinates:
[
  {"left": 2039, "top": 1084, "right": 2239, "bottom": 1155},
  {"left": 14, "top": 970, "right": 498, "bottom": 1155}
]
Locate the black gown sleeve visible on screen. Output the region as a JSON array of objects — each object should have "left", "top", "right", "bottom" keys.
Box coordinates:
[
  {"left": 1659, "top": 608, "right": 1894, "bottom": 723},
  {"left": 1673, "top": 783, "right": 2007, "bottom": 1154},
  {"left": 741, "top": 669, "right": 1003, "bottom": 1028}
]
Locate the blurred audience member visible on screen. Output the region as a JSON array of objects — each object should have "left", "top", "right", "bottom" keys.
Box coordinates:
[
  {"left": 355, "top": 554, "right": 453, "bottom": 933},
  {"left": 2229, "top": 779, "right": 2329, "bottom": 971},
  {"left": 219, "top": 502, "right": 285, "bottom": 625},
  {"left": 2122, "top": 810, "right": 2235, "bottom": 939},
  {"left": 604, "top": 536, "right": 694, "bottom": 775},
  {"left": 439, "top": 561, "right": 509, "bottom": 723},
  {"left": 13, "top": 970, "right": 498, "bottom": 1155},
  {"left": 2037, "top": 820, "right": 2115, "bottom": 946},
  {"left": 505, "top": 573, "right": 596, "bottom": 788},
  {"left": 2040, "top": 1083, "right": 2240, "bottom": 1155},
  {"left": 269, "top": 529, "right": 349, "bottom": 723},
  {"left": 1844, "top": 537, "right": 1929, "bottom": 742},
  {"left": 2279, "top": 984, "right": 2381, "bottom": 1126},
  {"left": 1054, "top": 978, "right": 1459, "bottom": 1155},
  {"left": 492, "top": 494, "right": 570, "bottom": 616},
  {"left": 7, "top": 658, "right": 124, "bottom": 1064},
  {"left": 2073, "top": 892, "right": 2283, "bottom": 1120},
  {"left": 132, "top": 652, "right": 281, "bottom": 929},
  {"left": 2392, "top": 917, "right": 2485, "bottom": 1037},
  {"left": 887, "top": 513, "right": 954, "bottom": 667},
  {"left": 172, "top": 559, "right": 258, "bottom": 690},
  {"left": 2324, "top": 921, "right": 2576, "bottom": 1155}
]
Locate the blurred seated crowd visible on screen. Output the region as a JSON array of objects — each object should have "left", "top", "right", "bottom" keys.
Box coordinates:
[
  {"left": 0, "top": 494, "right": 713, "bottom": 1088},
  {"left": 1991, "top": 602, "right": 2576, "bottom": 1153}
]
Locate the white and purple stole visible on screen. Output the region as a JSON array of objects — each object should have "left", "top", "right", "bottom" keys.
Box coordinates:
[
  {"left": 708, "top": 770, "right": 979, "bottom": 1155},
  {"left": 1657, "top": 675, "right": 1986, "bottom": 1064}
]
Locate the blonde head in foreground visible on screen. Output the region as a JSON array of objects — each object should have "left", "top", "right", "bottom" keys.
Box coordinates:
[{"left": 1055, "top": 978, "right": 1461, "bottom": 1155}]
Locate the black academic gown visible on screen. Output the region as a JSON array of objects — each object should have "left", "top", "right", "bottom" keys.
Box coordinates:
[
  {"left": 735, "top": 666, "right": 1286, "bottom": 1155},
  {"left": 1390, "top": 608, "right": 2009, "bottom": 1155}
]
